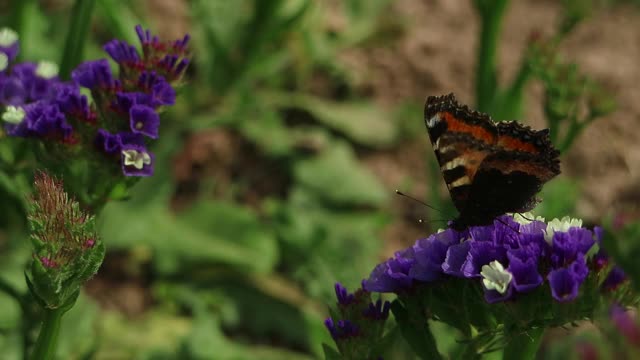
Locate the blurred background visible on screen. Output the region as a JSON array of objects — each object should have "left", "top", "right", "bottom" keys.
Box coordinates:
[{"left": 0, "top": 0, "right": 639, "bottom": 358}]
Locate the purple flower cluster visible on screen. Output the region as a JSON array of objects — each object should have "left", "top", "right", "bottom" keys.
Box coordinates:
[
  {"left": 364, "top": 215, "right": 627, "bottom": 303},
  {"left": 1, "top": 26, "right": 189, "bottom": 177},
  {"left": 325, "top": 283, "right": 390, "bottom": 339},
  {"left": 73, "top": 25, "right": 188, "bottom": 177}
]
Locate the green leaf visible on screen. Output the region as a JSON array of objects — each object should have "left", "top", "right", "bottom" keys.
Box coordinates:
[
  {"left": 322, "top": 343, "right": 342, "bottom": 360},
  {"left": 503, "top": 327, "right": 544, "bottom": 360},
  {"left": 294, "top": 140, "right": 388, "bottom": 207},
  {"left": 99, "top": 197, "right": 279, "bottom": 275},
  {"left": 268, "top": 92, "right": 399, "bottom": 147},
  {"left": 391, "top": 300, "right": 443, "bottom": 360},
  {"left": 59, "top": 0, "right": 97, "bottom": 80}
]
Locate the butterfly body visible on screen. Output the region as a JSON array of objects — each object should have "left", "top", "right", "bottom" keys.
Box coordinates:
[{"left": 424, "top": 94, "right": 560, "bottom": 230}]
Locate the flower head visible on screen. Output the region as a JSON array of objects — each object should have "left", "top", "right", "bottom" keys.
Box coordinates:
[
  {"left": 26, "top": 172, "right": 105, "bottom": 309},
  {"left": 364, "top": 215, "right": 604, "bottom": 304}
]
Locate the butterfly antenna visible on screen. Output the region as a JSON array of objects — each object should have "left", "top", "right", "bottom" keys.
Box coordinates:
[
  {"left": 516, "top": 213, "right": 535, "bottom": 222},
  {"left": 495, "top": 217, "right": 520, "bottom": 235},
  {"left": 395, "top": 190, "right": 442, "bottom": 213}
]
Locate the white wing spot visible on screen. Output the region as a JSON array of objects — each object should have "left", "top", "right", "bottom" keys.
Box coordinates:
[
  {"left": 449, "top": 176, "right": 471, "bottom": 188},
  {"left": 441, "top": 157, "right": 465, "bottom": 170},
  {"left": 427, "top": 114, "right": 440, "bottom": 128},
  {"left": 438, "top": 144, "right": 456, "bottom": 154}
]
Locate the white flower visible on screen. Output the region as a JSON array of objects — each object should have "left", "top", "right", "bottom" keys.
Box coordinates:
[
  {"left": 2, "top": 105, "right": 25, "bottom": 124},
  {"left": 543, "top": 216, "right": 583, "bottom": 244},
  {"left": 510, "top": 212, "right": 545, "bottom": 225},
  {"left": 0, "top": 53, "right": 8, "bottom": 72},
  {"left": 0, "top": 28, "right": 18, "bottom": 47},
  {"left": 122, "top": 149, "right": 151, "bottom": 169},
  {"left": 36, "top": 61, "right": 59, "bottom": 79},
  {"left": 481, "top": 261, "right": 512, "bottom": 294}
]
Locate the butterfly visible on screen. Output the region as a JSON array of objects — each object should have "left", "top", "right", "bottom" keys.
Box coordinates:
[{"left": 424, "top": 93, "right": 560, "bottom": 230}]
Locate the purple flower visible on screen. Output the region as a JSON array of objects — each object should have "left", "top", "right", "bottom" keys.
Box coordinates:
[
  {"left": 442, "top": 241, "right": 471, "bottom": 277},
  {"left": 72, "top": 59, "right": 116, "bottom": 90},
  {"left": 158, "top": 54, "right": 190, "bottom": 79},
  {"left": 54, "top": 83, "right": 93, "bottom": 122},
  {"left": 114, "top": 92, "right": 151, "bottom": 113},
  {"left": 462, "top": 241, "right": 507, "bottom": 278},
  {"left": 363, "top": 248, "right": 414, "bottom": 292},
  {"left": 334, "top": 283, "right": 355, "bottom": 306},
  {"left": 362, "top": 299, "right": 391, "bottom": 320},
  {"left": 95, "top": 129, "right": 121, "bottom": 154},
  {"left": 7, "top": 102, "right": 73, "bottom": 142},
  {"left": 324, "top": 318, "right": 359, "bottom": 340},
  {"left": 120, "top": 143, "right": 154, "bottom": 177},
  {"left": 103, "top": 39, "right": 141, "bottom": 65},
  {"left": 507, "top": 255, "right": 543, "bottom": 292},
  {"left": 410, "top": 230, "right": 460, "bottom": 281},
  {"left": 602, "top": 266, "right": 627, "bottom": 291},
  {"left": 548, "top": 266, "right": 582, "bottom": 302},
  {"left": 129, "top": 105, "right": 159, "bottom": 138},
  {"left": 135, "top": 25, "right": 161, "bottom": 50},
  {"left": 0, "top": 76, "right": 27, "bottom": 105},
  {"left": 137, "top": 71, "right": 175, "bottom": 107}
]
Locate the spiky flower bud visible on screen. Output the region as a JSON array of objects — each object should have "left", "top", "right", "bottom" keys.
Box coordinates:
[{"left": 25, "top": 171, "right": 105, "bottom": 310}]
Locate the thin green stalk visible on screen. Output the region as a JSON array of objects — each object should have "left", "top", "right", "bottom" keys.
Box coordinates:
[
  {"left": 502, "top": 327, "right": 544, "bottom": 360},
  {"left": 30, "top": 307, "right": 65, "bottom": 360},
  {"left": 9, "top": 0, "right": 38, "bottom": 62},
  {"left": 498, "top": 58, "right": 534, "bottom": 120},
  {"left": 474, "top": 0, "right": 510, "bottom": 113},
  {"left": 59, "top": 0, "right": 97, "bottom": 80}
]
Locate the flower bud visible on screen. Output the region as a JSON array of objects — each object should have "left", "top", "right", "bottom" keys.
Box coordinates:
[{"left": 25, "top": 172, "right": 105, "bottom": 309}]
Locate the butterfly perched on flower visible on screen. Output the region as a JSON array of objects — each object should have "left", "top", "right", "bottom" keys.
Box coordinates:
[{"left": 424, "top": 93, "right": 560, "bottom": 230}]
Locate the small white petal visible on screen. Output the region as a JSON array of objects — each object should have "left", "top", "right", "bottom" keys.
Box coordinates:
[
  {"left": 2, "top": 105, "right": 25, "bottom": 124},
  {"left": 36, "top": 61, "right": 59, "bottom": 79},
  {"left": 510, "top": 212, "right": 545, "bottom": 225},
  {"left": 481, "top": 261, "right": 512, "bottom": 294},
  {"left": 122, "top": 149, "right": 150, "bottom": 170},
  {"left": 0, "top": 28, "right": 18, "bottom": 47},
  {"left": 543, "top": 216, "right": 583, "bottom": 244},
  {"left": 0, "top": 53, "right": 8, "bottom": 72}
]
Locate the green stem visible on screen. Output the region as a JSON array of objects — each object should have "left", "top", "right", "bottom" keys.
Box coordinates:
[
  {"left": 474, "top": 0, "right": 510, "bottom": 113},
  {"left": 59, "top": 0, "right": 97, "bottom": 80},
  {"left": 502, "top": 327, "right": 544, "bottom": 360},
  {"left": 9, "top": 0, "right": 38, "bottom": 62},
  {"left": 30, "top": 307, "right": 65, "bottom": 360},
  {"left": 498, "top": 57, "right": 533, "bottom": 120}
]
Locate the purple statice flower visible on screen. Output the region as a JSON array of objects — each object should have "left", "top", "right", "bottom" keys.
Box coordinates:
[
  {"left": 95, "top": 129, "right": 122, "bottom": 155},
  {"left": 0, "top": 75, "right": 27, "bottom": 105},
  {"left": 362, "top": 299, "right": 391, "bottom": 320},
  {"left": 602, "top": 266, "right": 627, "bottom": 291},
  {"left": 6, "top": 102, "right": 73, "bottom": 143},
  {"left": 324, "top": 318, "right": 359, "bottom": 340},
  {"left": 72, "top": 59, "right": 118, "bottom": 91},
  {"left": 334, "top": 283, "right": 355, "bottom": 306},
  {"left": 137, "top": 71, "right": 175, "bottom": 107},
  {"left": 363, "top": 214, "right": 606, "bottom": 304},
  {"left": 363, "top": 248, "right": 415, "bottom": 293},
  {"left": 411, "top": 229, "right": 461, "bottom": 281},
  {"left": 129, "top": 105, "right": 159, "bottom": 138},
  {"left": 53, "top": 83, "right": 94, "bottom": 123},
  {"left": 103, "top": 39, "right": 141, "bottom": 66}
]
